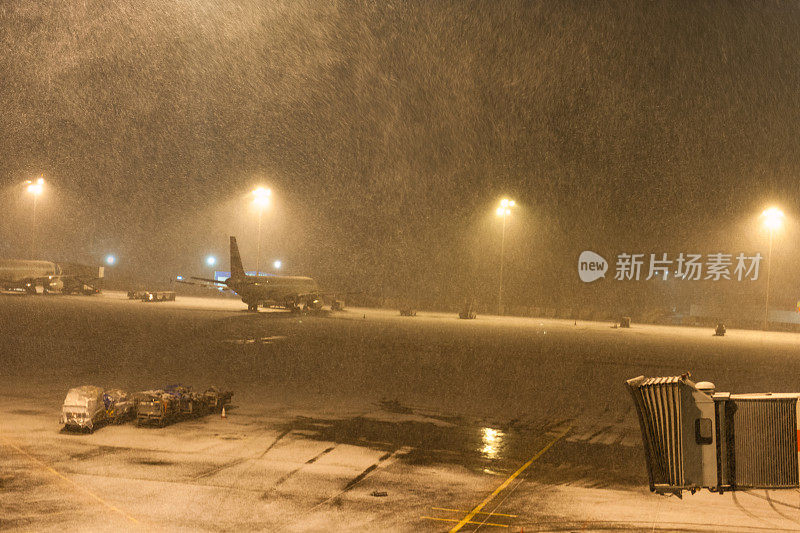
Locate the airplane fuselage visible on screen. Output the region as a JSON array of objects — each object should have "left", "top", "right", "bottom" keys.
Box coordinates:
[
  {"left": 0, "top": 260, "right": 63, "bottom": 293},
  {"left": 225, "top": 275, "right": 319, "bottom": 309}
]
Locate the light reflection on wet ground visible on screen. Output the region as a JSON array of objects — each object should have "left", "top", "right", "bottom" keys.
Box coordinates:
[
  {"left": 480, "top": 427, "right": 504, "bottom": 460},
  {"left": 282, "top": 413, "right": 583, "bottom": 479}
]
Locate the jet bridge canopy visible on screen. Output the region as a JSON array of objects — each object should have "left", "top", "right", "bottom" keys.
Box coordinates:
[{"left": 627, "top": 374, "right": 800, "bottom": 495}]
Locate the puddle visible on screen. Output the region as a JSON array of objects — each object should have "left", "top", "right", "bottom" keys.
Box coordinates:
[
  {"left": 69, "top": 446, "right": 119, "bottom": 461},
  {"left": 283, "top": 414, "right": 642, "bottom": 487},
  {"left": 378, "top": 399, "right": 413, "bottom": 414},
  {"left": 220, "top": 335, "right": 287, "bottom": 345},
  {"left": 132, "top": 458, "right": 174, "bottom": 466},
  {"left": 524, "top": 439, "right": 647, "bottom": 489},
  {"left": 288, "top": 415, "right": 550, "bottom": 474},
  {"left": 8, "top": 409, "right": 47, "bottom": 416}
]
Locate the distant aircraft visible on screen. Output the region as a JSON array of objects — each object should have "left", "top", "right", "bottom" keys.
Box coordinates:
[
  {"left": 180, "top": 236, "right": 331, "bottom": 312},
  {"left": 0, "top": 259, "right": 104, "bottom": 295}
]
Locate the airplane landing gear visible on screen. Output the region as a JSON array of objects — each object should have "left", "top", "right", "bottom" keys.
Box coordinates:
[{"left": 247, "top": 303, "right": 258, "bottom": 312}]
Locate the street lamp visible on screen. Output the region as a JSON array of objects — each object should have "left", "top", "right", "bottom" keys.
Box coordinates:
[
  {"left": 251, "top": 187, "right": 271, "bottom": 275},
  {"left": 206, "top": 255, "right": 217, "bottom": 267},
  {"left": 273, "top": 260, "right": 282, "bottom": 270},
  {"left": 105, "top": 254, "right": 116, "bottom": 266},
  {"left": 24, "top": 176, "right": 44, "bottom": 257},
  {"left": 761, "top": 206, "right": 785, "bottom": 330},
  {"left": 495, "top": 198, "right": 515, "bottom": 315}
]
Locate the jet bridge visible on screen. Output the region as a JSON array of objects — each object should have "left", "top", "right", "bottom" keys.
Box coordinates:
[{"left": 627, "top": 374, "right": 800, "bottom": 495}]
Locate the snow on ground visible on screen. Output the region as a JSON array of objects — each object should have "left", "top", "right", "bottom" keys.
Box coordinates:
[{"left": 2, "top": 292, "right": 800, "bottom": 530}]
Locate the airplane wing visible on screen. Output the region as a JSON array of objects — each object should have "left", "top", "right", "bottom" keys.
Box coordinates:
[
  {"left": 176, "top": 276, "right": 231, "bottom": 291},
  {"left": 190, "top": 276, "right": 225, "bottom": 284}
]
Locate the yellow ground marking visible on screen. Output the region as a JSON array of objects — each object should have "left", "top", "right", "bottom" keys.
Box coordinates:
[
  {"left": 432, "top": 507, "right": 518, "bottom": 518},
  {"left": 448, "top": 425, "right": 571, "bottom": 533},
  {"left": 1, "top": 435, "right": 140, "bottom": 525},
  {"left": 422, "top": 516, "right": 508, "bottom": 528}
]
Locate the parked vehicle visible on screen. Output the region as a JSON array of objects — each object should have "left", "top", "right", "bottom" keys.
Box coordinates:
[
  {"left": 128, "top": 290, "right": 176, "bottom": 302},
  {"left": 134, "top": 386, "right": 232, "bottom": 427},
  {"left": 127, "top": 290, "right": 148, "bottom": 300},
  {"left": 103, "top": 389, "right": 135, "bottom": 424},
  {"left": 164, "top": 385, "right": 207, "bottom": 417},
  {"left": 459, "top": 299, "right": 477, "bottom": 319},
  {"left": 60, "top": 386, "right": 106, "bottom": 432},
  {"left": 143, "top": 291, "right": 176, "bottom": 302},
  {"left": 202, "top": 387, "right": 233, "bottom": 413},
  {"left": 134, "top": 390, "right": 180, "bottom": 427},
  {"left": 60, "top": 384, "right": 233, "bottom": 431}
]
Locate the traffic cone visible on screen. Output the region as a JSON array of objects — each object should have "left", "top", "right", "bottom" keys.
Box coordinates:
[{"left": 221, "top": 406, "right": 227, "bottom": 419}]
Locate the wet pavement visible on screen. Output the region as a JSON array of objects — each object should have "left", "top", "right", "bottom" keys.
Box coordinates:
[{"left": 3, "top": 292, "right": 800, "bottom": 530}]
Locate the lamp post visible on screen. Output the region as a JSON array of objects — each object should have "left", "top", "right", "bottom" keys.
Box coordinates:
[
  {"left": 495, "top": 198, "right": 515, "bottom": 315},
  {"left": 761, "top": 207, "right": 784, "bottom": 330},
  {"left": 252, "top": 187, "right": 271, "bottom": 275},
  {"left": 25, "top": 176, "right": 44, "bottom": 257}
]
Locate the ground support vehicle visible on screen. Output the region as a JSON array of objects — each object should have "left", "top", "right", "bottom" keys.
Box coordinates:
[
  {"left": 134, "top": 386, "right": 231, "bottom": 427},
  {"left": 103, "top": 389, "right": 135, "bottom": 424},
  {"left": 62, "top": 278, "right": 101, "bottom": 295},
  {"left": 143, "top": 291, "right": 176, "bottom": 302},
  {"left": 134, "top": 390, "right": 180, "bottom": 426},
  {"left": 60, "top": 386, "right": 106, "bottom": 432},
  {"left": 58, "top": 263, "right": 104, "bottom": 294},
  {"left": 128, "top": 290, "right": 176, "bottom": 302},
  {"left": 202, "top": 387, "right": 233, "bottom": 413},
  {"left": 164, "top": 385, "right": 207, "bottom": 417},
  {"left": 127, "top": 290, "right": 148, "bottom": 300},
  {"left": 182, "top": 391, "right": 208, "bottom": 416},
  {"left": 459, "top": 299, "right": 477, "bottom": 319}
]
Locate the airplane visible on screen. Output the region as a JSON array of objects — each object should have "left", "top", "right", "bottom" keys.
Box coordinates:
[
  {"left": 179, "top": 236, "right": 335, "bottom": 312},
  {"left": 0, "top": 259, "right": 63, "bottom": 294},
  {"left": 0, "top": 259, "right": 105, "bottom": 295}
]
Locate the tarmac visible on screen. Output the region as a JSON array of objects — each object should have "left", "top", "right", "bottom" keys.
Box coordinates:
[{"left": 3, "top": 291, "right": 800, "bottom": 531}]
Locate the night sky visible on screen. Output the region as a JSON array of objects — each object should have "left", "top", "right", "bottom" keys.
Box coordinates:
[{"left": 3, "top": 1, "right": 800, "bottom": 312}]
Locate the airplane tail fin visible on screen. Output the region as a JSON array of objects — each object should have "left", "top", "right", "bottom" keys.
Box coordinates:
[{"left": 229, "top": 236, "right": 246, "bottom": 279}]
